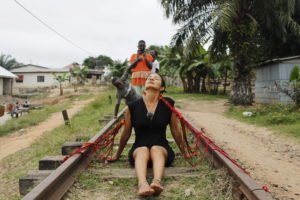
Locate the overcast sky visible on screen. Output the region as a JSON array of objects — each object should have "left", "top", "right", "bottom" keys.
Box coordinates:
[{"left": 1, "top": 0, "right": 178, "bottom": 68}]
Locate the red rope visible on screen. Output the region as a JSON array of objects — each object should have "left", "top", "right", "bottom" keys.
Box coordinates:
[
  {"left": 159, "top": 96, "right": 250, "bottom": 175},
  {"left": 63, "top": 120, "right": 125, "bottom": 163}
]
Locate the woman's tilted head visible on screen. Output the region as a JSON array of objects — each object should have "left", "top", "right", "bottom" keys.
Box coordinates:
[{"left": 145, "top": 73, "right": 166, "bottom": 93}]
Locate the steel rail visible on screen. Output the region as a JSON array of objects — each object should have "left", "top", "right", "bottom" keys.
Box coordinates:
[
  {"left": 185, "top": 118, "right": 274, "bottom": 200},
  {"left": 22, "top": 108, "right": 126, "bottom": 200}
]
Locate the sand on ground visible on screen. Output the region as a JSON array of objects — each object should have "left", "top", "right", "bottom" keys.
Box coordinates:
[
  {"left": 179, "top": 99, "right": 300, "bottom": 200},
  {"left": 0, "top": 98, "right": 94, "bottom": 161}
]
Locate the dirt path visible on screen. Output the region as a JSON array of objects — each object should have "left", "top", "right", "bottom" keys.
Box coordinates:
[
  {"left": 179, "top": 99, "right": 300, "bottom": 200},
  {"left": 0, "top": 98, "right": 95, "bottom": 161}
]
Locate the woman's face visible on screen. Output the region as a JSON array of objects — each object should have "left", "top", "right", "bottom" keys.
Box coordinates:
[{"left": 145, "top": 73, "right": 164, "bottom": 92}]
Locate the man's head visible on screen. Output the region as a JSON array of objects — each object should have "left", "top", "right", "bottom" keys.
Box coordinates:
[
  {"left": 150, "top": 50, "right": 158, "bottom": 59},
  {"left": 137, "top": 40, "right": 146, "bottom": 53},
  {"left": 112, "top": 77, "right": 125, "bottom": 89}
]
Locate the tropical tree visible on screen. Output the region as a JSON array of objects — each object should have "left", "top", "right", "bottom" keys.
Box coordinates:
[
  {"left": 160, "top": 0, "right": 300, "bottom": 105},
  {"left": 160, "top": 44, "right": 210, "bottom": 93},
  {"left": 83, "top": 55, "right": 113, "bottom": 69},
  {"left": 0, "top": 54, "right": 21, "bottom": 70},
  {"left": 52, "top": 72, "right": 70, "bottom": 96},
  {"left": 70, "top": 66, "right": 88, "bottom": 92},
  {"left": 108, "top": 59, "right": 128, "bottom": 78}
]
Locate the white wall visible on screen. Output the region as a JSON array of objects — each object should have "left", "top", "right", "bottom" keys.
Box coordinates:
[
  {"left": 0, "top": 78, "right": 3, "bottom": 95},
  {"left": 13, "top": 72, "right": 70, "bottom": 88}
]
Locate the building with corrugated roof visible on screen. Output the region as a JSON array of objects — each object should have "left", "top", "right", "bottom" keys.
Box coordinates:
[{"left": 255, "top": 55, "right": 300, "bottom": 104}]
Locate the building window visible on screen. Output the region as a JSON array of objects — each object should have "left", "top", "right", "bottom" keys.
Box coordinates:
[
  {"left": 37, "top": 76, "right": 45, "bottom": 82},
  {"left": 16, "top": 75, "right": 24, "bottom": 83}
]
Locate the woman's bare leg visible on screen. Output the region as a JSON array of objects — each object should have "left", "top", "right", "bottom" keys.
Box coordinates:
[
  {"left": 150, "top": 145, "right": 168, "bottom": 195},
  {"left": 133, "top": 147, "right": 154, "bottom": 196}
]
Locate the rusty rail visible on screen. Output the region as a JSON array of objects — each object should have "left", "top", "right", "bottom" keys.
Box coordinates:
[
  {"left": 21, "top": 108, "right": 126, "bottom": 200},
  {"left": 187, "top": 118, "right": 274, "bottom": 200}
]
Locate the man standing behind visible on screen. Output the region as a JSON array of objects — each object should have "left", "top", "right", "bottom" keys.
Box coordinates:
[
  {"left": 150, "top": 50, "right": 159, "bottom": 73},
  {"left": 128, "top": 40, "right": 154, "bottom": 95}
]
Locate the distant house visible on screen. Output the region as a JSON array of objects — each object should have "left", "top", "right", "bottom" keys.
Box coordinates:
[
  {"left": 10, "top": 65, "right": 69, "bottom": 94},
  {"left": 64, "top": 63, "right": 105, "bottom": 85},
  {"left": 255, "top": 55, "right": 300, "bottom": 104},
  {"left": 0, "top": 66, "right": 17, "bottom": 96}
]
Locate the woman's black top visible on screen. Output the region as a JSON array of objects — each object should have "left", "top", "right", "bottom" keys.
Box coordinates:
[{"left": 127, "top": 97, "right": 175, "bottom": 167}]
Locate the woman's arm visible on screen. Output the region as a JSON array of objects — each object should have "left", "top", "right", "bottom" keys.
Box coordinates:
[
  {"left": 109, "top": 108, "right": 132, "bottom": 161},
  {"left": 169, "top": 112, "right": 185, "bottom": 154}
]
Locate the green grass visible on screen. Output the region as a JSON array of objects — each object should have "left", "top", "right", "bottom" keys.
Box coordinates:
[
  {"left": 225, "top": 103, "right": 300, "bottom": 139},
  {"left": 67, "top": 166, "right": 232, "bottom": 200},
  {"left": 0, "top": 91, "right": 117, "bottom": 200},
  {"left": 0, "top": 103, "right": 71, "bottom": 137},
  {"left": 66, "top": 126, "right": 233, "bottom": 200},
  {"left": 166, "top": 87, "right": 228, "bottom": 101},
  {"left": 0, "top": 94, "right": 98, "bottom": 137}
]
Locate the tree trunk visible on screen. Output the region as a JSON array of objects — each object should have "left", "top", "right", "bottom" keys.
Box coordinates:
[
  {"left": 180, "top": 75, "right": 188, "bottom": 93},
  {"left": 187, "top": 72, "right": 193, "bottom": 93},
  {"left": 230, "top": 77, "right": 253, "bottom": 105},
  {"left": 60, "top": 83, "right": 63, "bottom": 96},
  {"left": 194, "top": 74, "right": 201, "bottom": 93},
  {"left": 229, "top": 21, "right": 256, "bottom": 105},
  {"left": 201, "top": 76, "right": 207, "bottom": 93},
  {"left": 223, "top": 68, "right": 228, "bottom": 95}
]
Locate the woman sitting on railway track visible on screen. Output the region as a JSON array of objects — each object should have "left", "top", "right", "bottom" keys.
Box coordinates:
[{"left": 108, "top": 73, "right": 185, "bottom": 196}]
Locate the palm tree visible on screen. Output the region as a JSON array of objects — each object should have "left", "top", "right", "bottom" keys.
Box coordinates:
[
  {"left": 0, "top": 54, "right": 20, "bottom": 70},
  {"left": 53, "top": 72, "right": 70, "bottom": 96},
  {"left": 108, "top": 59, "right": 128, "bottom": 78},
  {"left": 160, "top": 0, "right": 300, "bottom": 105},
  {"left": 70, "top": 66, "right": 88, "bottom": 92}
]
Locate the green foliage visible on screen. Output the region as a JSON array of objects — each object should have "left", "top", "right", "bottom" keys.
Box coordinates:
[
  {"left": 0, "top": 53, "right": 21, "bottom": 70},
  {"left": 160, "top": 0, "right": 300, "bottom": 105},
  {"left": 159, "top": 44, "right": 232, "bottom": 94},
  {"left": 52, "top": 72, "right": 69, "bottom": 83},
  {"left": 108, "top": 59, "right": 128, "bottom": 78},
  {"left": 0, "top": 102, "right": 72, "bottom": 137},
  {"left": 0, "top": 92, "right": 115, "bottom": 199},
  {"left": 290, "top": 66, "right": 300, "bottom": 82},
  {"left": 226, "top": 103, "right": 300, "bottom": 139},
  {"left": 82, "top": 55, "right": 113, "bottom": 69},
  {"left": 52, "top": 72, "right": 70, "bottom": 95},
  {"left": 70, "top": 66, "right": 88, "bottom": 92}
]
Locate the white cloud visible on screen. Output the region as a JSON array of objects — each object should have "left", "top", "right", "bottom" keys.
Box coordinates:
[{"left": 0, "top": 0, "right": 177, "bottom": 67}]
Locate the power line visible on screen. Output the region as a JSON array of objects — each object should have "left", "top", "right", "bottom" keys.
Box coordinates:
[{"left": 13, "top": 0, "right": 95, "bottom": 56}]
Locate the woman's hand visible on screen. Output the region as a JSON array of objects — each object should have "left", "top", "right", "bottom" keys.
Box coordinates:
[{"left": 107, "top": 155, "right": 119, "bottom": 162}]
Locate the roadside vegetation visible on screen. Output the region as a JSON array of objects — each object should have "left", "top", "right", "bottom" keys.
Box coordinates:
[
  {"left": 166, "top": 87, "right": 228, "bottom": 102},
  {"left": 0, "top": 91, "right": 115, "bottom": 200},
  {"left": 226, "top": 103, "right": 300, "bottom": 139},
  {"left": 0, "top": 94, "right": 93, "bottom": 137},
  {"left": 67, "top": 123, "right": 233, "bottom": 200}
]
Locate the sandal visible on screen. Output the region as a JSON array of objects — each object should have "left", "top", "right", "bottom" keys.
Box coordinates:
[
  {"left": 137, "top": 181, "right": 154, "bottom": 196},
  {"left": 150, "top": 178, "right": 164, "bottom": 196}
]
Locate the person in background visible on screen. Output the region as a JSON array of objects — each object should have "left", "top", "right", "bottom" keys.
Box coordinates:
[
  {"left": 150, "top": 50, "right": 159, "bottom": 73},
  {"left": 112, "top": 71, "right": 141, "bottom": 118},
  {"left": 128, "top": 40, "right": 154, "bottom": 95},
  {"left": 23, "top": 100, "right": 30, "bottom": 108}
]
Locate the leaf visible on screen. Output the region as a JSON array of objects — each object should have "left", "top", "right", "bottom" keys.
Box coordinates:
[{"left": 290, "top": 66, "right": 300, "bottom": 81}]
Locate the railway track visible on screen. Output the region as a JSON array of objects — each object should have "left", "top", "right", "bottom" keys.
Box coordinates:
[{"left": 20, "top": 107, "right": 274, "bottom": 200}]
